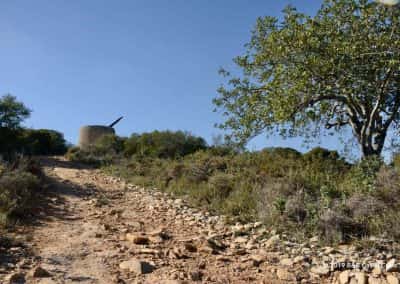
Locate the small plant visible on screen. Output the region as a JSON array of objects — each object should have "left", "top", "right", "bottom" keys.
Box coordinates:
[
  {"left": 341, "top": 156, "right": 383, "bottom": 195},
  {"left": 208, "top": 173, "right": 235, "bottom": 199},
  {"left": 284, "top": 194, "right": 307, "bottom": 223},
  {"left": 273, "top": 197, "right": 287, "bottom": 215}
]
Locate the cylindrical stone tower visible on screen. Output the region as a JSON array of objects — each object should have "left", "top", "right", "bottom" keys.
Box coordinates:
[{"left": 78, "top": 125, "right": 115, "bottom": 149}]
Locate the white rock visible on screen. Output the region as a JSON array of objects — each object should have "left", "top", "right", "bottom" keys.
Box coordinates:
[
  {"left": 310, "top": 265, "right": 330, "bottom": 276},
  {"left": 386, "top": 259, "right": 400, "bottom": 272},
  {"left": 253, "top": 222, "right": 263, "bottom": 228},
  {"left": 119, "top": 259, "right": 155, "bottom": 274}
]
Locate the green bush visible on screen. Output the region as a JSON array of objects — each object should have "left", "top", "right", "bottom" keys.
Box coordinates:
[
  {"left": 95, "top": 134, "right": 126, "bottom": 155},
  {"left": 0, "top": 127, "right": 24, "bottom": 160},
  {"left": 66, "top": 146, "right": 102, "bottom": 166},
  {"left": 392, "top": 153, "right": 400, "bottom": 170},
  {"left": 208, "top": 173, "right": 235, "bottom": 199},
  {"left": 124, "top": 130, "right": 207, "bottom": 159},
  {"left": 0, "top": 127, "right": 68, "bottom": 159},
  {"left": 340, "top": 156, "right": 383, "bottom": 195},
  {"left": 66, "top": 134, "right": 126, "bottom": 166},
  {"left": 22, "top": 129, "right": 68, "bottom": 155},
  {"left": 221, "top": 184, "right": 257, "bottom": 222},
  {"left": 0, "top": 158, "right": 41, "bottom": 225}
]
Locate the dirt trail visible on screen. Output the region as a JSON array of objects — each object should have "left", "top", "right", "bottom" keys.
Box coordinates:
[
  {"left": 3, "top": 157, "right": 308, "bottom": 283},
  {"left": 31, "top": 161, "right": 116, "bottom": 284}
]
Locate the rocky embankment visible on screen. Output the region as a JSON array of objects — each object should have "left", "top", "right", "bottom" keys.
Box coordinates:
[{"left": 1, "top": 157, "right": 400, "bottom": 284}]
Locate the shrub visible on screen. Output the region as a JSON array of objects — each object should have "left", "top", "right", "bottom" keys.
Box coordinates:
[
  {"left": 208, "top": 173, "right": 235, "bottom": 199},
  {"left": 345, "top": 194, "right": 385, "bottom": 224},
  {"left": 124, "top": 130, "right": 207, "bottom": 159},
  {"left": 319, "top": 207, "right": 365, "bottom": 243},
  {"left": 284, "top": 193, "right": 307, "bottom": 223},
  {"left": 0, "top": 158, "right": 41, "bottom": 225},
  {"left": 0, "top": 171, "right": 39, "bottom": 217},
  {"left": 65, "top": 135, "right": 125, "bottom": 166},
  {"left": 221, "top": 185, "right": 257, "bottom": 222},
  {"left": 340, "top": 156, "right": 383, "bottom": 195},
  {"left": 66, "top": 147, "right": 100, "bottom": 166},
  {"left": 373, "top": 165, "right": 400, "bottom": 206},
  {"left": 264, "top": 147, "right": 302, "bottom": 159},
  {"left": 183, "top": 151, "right": 228, "bottom": 183},
  {"left": 0, "top": 127, "right": 24, "bottom": 160},
  {"left": 95, "top": 134, "right": 126, "bottom": 155},
  {"left": 123, "top": 133, "right": 140, "bottom": 157},
  {"left": 165, "top": 162, "right": 185, "bottom": 186},
  {"left": 303, "top": 147, "right": 341, "bottom": 162},
  {"left": 22, "top": 129, "right": 68, "bottom": 155},
  {"left": 392, "top": 153, "right": 400, "bottom": 170},
  {"left": 0, "top": 127, "right": 68, "bottom": 159},
  {"left": 256, "top": 181, "right": 290, "bottom": 226}
]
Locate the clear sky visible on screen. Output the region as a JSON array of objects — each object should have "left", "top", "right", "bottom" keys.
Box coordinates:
[{"left": 0, "top": 0, "right": 351, "bottom": 154}]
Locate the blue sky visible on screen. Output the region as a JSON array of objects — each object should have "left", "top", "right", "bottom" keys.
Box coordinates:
[{"left": 0, "top": 0, "right": 352, "bottom": 154}]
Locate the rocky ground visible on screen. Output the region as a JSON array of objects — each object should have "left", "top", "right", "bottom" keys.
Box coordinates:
[{"left": 1, "top": 157, "right": 400, "bottom": 283}]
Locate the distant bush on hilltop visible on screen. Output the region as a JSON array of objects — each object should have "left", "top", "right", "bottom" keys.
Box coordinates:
[
  {"left": 0, "top": 128, "right": 68, "bottom": 159},
  {"left": 124, "top": 130, "right": 207, "bottom": 159},
  {"left": 22, "top": 129, "right": 68, "bottom": 156},
  {"left": 66, "top": 134, "right": 126, "bottom": 166},
  {"left": 67, "top": 130, "right": 208, "bottom": 166}
]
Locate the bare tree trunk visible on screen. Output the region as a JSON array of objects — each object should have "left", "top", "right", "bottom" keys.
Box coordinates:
[{"left": 360, "top": 131, "right": 386, "bottom": 159}]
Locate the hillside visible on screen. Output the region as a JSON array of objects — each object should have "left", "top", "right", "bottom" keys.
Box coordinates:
[{"left": 1, "top": 157, "right": 400, "bottom": 284}]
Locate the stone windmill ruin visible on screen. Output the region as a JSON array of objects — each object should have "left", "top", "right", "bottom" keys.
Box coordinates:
[{"left": 78, "top": 117, "right": 123, "bottom": 149}]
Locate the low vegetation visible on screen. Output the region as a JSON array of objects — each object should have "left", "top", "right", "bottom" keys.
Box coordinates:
[
  {"left": 0, "top": 157, "right": 42, "bottom": 225},
  {"left": 67, "top": 132, "right": 400, "bottom": 244},
  {"left": 0, "top": 95, "right": 68, "bottom": 227}
]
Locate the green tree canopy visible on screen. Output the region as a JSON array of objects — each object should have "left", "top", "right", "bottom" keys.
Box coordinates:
[
  {"left": 214, "top": 0, "right": 400, "bottom": 158},
  {"left": 22, "top": 129, "right": 68, "bottom": 155},
  {"left": 0, "top": 95, "right": 31, "bottom": 129}
]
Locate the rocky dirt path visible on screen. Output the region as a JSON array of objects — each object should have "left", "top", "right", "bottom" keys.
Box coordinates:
[{"left": 2, "top": 157, "right": 400, "bottom": 284}]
